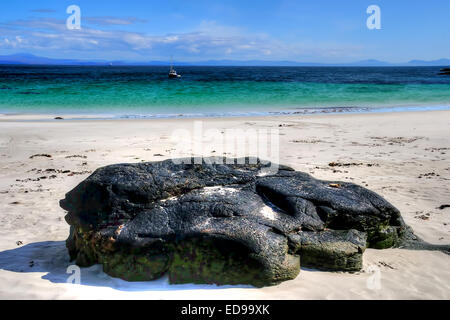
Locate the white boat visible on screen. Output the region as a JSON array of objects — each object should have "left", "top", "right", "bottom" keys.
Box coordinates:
[{"left": 168, "top": 60, "right": 181, "bottom": 78}]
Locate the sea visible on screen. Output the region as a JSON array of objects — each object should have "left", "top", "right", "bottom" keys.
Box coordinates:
[{"left": 1, "top": 65, "right": 450, "bottom": 119}]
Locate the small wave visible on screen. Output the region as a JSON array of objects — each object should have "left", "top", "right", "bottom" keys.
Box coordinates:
[
  {"left": 2, "top": 105, "right": 449, "bottom": 122},
  {"left": 115, "top": 105, "right": 450, "bottom": 120}
]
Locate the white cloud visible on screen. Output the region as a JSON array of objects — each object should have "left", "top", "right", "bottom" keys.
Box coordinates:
[{"left": 0, "top": 17, "right": 364, "bottom": 62}]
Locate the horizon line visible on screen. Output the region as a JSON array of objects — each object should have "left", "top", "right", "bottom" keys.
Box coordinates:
[{"left": 1, "top": 53, "right": 450, "bottom": 67}]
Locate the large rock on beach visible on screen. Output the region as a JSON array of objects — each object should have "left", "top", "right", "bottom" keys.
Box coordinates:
[{"left": 60, "top": 157, "right": 412, "bottom": 287}]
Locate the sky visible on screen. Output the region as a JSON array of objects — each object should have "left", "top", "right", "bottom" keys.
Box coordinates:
[{"left": 0, "top": 0, "right": 449, "bottom": 63}]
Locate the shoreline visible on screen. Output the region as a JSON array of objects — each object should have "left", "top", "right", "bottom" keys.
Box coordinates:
[{"left": 1, "top": 104, "right": 450, "bottom": 122}]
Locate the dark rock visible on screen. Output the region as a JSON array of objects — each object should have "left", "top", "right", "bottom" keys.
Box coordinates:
[
  {"left": 59, "top": 157, "right": 437, "bottom": 287},
  {"left": 289, "top": 229, "right": 367, "bottom": 271},
  {"left": 438, "top": 68, "right": 450, "bottom": 75}
]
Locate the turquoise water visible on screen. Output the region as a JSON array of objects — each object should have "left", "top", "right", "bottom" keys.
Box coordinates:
[{"left": 1, "top": 66, "right": 450, "bottom": 117}]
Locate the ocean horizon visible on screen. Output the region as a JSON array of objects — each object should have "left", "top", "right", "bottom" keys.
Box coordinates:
[{"left": 1, "top": 65, "right": 450, "bottom": 119}]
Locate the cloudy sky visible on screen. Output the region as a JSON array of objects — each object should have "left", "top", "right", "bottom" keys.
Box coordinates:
[{"left": 0, "top": 0, "right": 449, "bottom": 63}]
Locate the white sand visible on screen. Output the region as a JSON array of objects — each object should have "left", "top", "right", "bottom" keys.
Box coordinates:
[{"left": 0, "top": 110, "right": 449, "bottom": 300}]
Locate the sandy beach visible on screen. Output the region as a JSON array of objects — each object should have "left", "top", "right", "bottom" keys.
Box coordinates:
[{"left": 0, "top": 109, "right": 449, "bottom": 300}]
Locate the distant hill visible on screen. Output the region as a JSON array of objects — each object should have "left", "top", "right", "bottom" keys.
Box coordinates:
[
  {"left": 407, "top": 59, "right": 450, "bottom": 66},
  {"left": 0, "top": 53, "right": 110, "bottom": 66},
  {"left": 0, "top": 53, "right": 449, "bottom": 67},
  {"left": 341, "top": 59, "right": 393, "bottom": 66}
]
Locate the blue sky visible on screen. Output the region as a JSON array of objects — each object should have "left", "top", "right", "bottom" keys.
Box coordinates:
[{"left": 0, "top": 0, "right": 449, "bottom": 62}]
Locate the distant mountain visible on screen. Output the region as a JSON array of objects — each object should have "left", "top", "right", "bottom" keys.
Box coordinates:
[
  {"left": 0, "top": 55, "right": 324, "bottom": 66},
  {"left": 188, "top": 60, "right": 326, "bottom": 66},
  {"left": 0, "top": 53, "right": 110, "bottom": 66},
  {"left": 190, "top": 59, "right": 396, "bottom": 67},
  {"left": 0, "top": 53, "right": 449, "bottom": 67},
  {"left": 341, "top": 59, "right": 393, "bottom": 66},
  {"left": 407, "top": 59, "right": 450, "bottom": 66}
]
